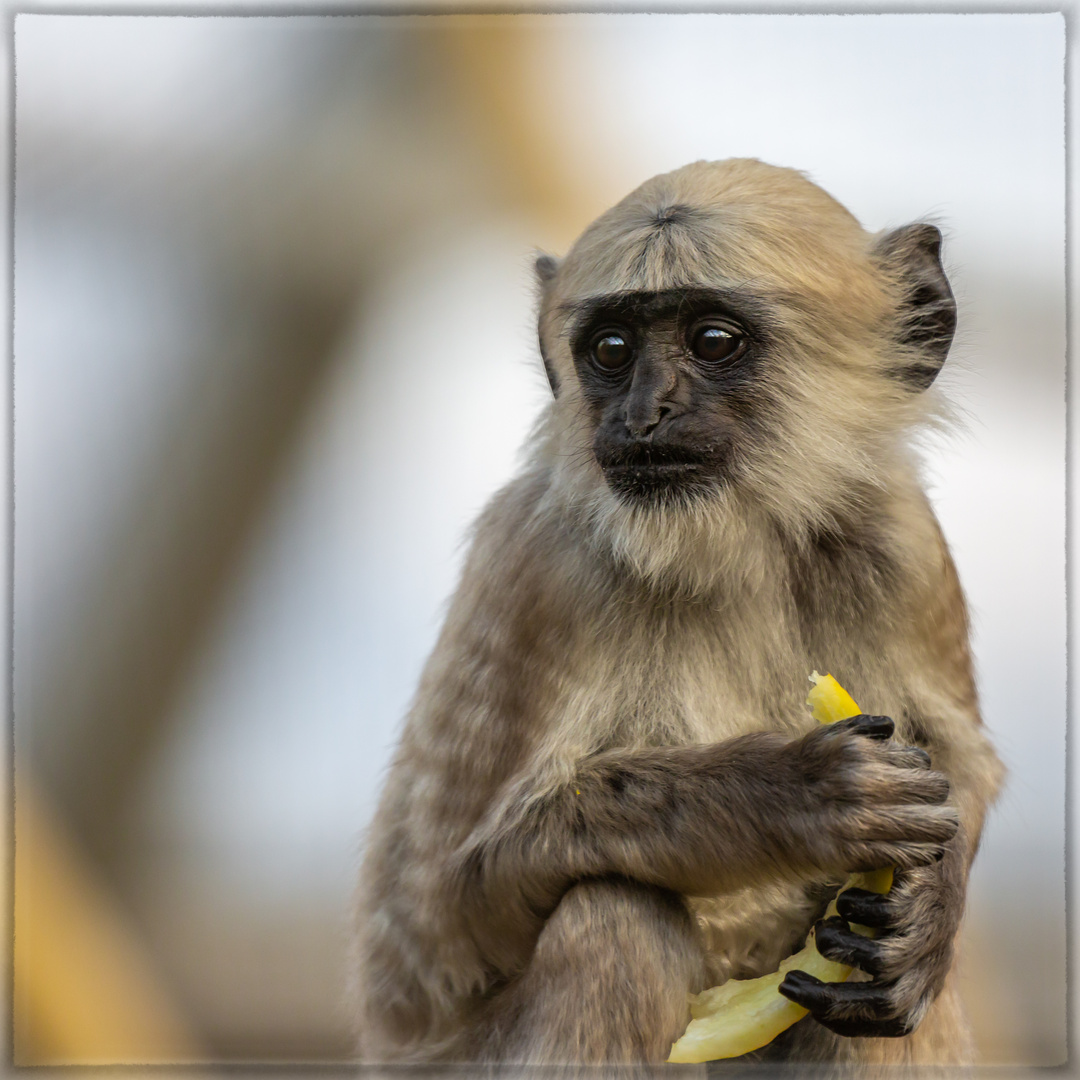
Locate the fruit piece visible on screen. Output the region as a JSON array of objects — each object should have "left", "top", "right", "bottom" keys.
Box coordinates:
[
  {"left": 806, "top": 670, "right": 862, "bottom": 725},
  {"left": 667, "top": 673, "right": 893, "bottom": 1063}
]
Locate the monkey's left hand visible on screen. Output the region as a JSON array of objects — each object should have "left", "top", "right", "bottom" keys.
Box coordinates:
[{"left": 777, "top": 841, "right": 965, "bottom": 1038}]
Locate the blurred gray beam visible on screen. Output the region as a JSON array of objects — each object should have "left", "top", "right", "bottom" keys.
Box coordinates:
[
  {"left": 26, "top": 276, "right": 356, "bottom": 867},
  {"left": 13, "top": 18, "right": 490, "bottom": 875}
]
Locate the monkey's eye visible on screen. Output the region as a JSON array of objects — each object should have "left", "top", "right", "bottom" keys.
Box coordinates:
[
  {"left": 591, "top": 332, "right": 633, "bottom": 371},
  {"left": 691, "top": 324, "right": 742, "bottom": 365}
]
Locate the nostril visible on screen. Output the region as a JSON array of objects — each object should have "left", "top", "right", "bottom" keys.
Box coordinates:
[
  {"left": 625, "top": 402, "right": 673, "bottom": 439},
  {"left": 625, "top": 417, "right": 656, "bottom": 439}
]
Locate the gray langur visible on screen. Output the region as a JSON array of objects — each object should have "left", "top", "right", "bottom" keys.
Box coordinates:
[{"left": 352, "top": 159, "right": 1002, "bottom": 1068}]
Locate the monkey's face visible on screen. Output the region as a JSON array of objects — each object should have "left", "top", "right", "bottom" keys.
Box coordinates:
[
  {"left": 567, "top": 287, "right": 772, "bottom": 506},
  {"left": 536, "top": 160, "right": 956, "bottom": 558}
]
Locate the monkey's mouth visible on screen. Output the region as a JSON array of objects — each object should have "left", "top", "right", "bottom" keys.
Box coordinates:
[{"left": 595, "top": 444, "right": 726, "bottom": 503}]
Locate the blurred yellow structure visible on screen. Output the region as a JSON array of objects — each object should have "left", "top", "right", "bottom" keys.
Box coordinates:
[
  {"left": 440, "top": 18, "right": 606, "bottom": 247},
  {"left": 15, "top": 778, "right": 203, "bottom": 1064}
]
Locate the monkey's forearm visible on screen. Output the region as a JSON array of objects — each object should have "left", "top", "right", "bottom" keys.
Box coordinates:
[
  {"left": 458, "top": 722, "right": 956, "bottom": 973},
  {"left": 537, "top": 735, "right": 819, "bottom": 896},
  {"left": 455, "top": 735, "right": 795, "bottom": 974}
]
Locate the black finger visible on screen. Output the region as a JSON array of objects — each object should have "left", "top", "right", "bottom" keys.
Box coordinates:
[
  {"left": 846, "top": 714, "right": 894, "bottom": 740},
  {"left": 815, "top": 1014, "right": 914, "bottom": 1038},
  {"left": 905, "top": 746, "right": 932, "bottom": 769},
  {"left": 779, "top": 969, "right": 894, "bottom": 1020},
  {"left": 813, "top": 917, "right": 885, "bottom": 976},
  {"left": 883, "top": 744, "right": 933, "bottom": 771},
  {"left": 777, "top": 969, "right": 833, "bottom": 1012},
  {"left": 836, "top": 888, "right": 896, "bottom": 928}
]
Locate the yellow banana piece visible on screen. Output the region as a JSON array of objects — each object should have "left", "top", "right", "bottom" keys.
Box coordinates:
[{"left": 667, "top": 672, "right": 894, "bottom": 1063}]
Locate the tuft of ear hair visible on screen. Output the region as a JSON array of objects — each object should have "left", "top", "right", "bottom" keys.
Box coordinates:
[{"left": 873, "top": 223, "right": 957, "bottom": 390}]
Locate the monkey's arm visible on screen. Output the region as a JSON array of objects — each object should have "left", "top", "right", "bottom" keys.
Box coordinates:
[
  {"left": 780, "top": 547, "right": 1003, "bottom": 1038},
  {"left": 457, "top": 716, "right": 958, "bottom": 976}
]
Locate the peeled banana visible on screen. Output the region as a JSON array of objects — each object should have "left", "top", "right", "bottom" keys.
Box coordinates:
[{"left": 667, "top": 673, "right": 893, "bottom": 1064}]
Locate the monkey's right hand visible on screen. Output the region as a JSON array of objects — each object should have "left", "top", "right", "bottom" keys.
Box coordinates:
[{"left": 779, "top": 715, "right": 959, "bottom": 877}]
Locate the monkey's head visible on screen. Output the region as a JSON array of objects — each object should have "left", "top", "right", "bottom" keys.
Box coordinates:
[{"left": 534, "top": 159, "right": 955, "bottom": 589}]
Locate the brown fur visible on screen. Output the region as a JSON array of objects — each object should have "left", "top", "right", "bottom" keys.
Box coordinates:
[{"left": 351, "top": 159, "right": 1002, "bottom": 1067}]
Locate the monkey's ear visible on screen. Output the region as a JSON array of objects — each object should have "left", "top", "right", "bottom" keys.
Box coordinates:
[
  {"left": 539, "top": 337, "right": 560, "bottom": 398},
  {"left": 534, "top": 253, "right": 560, "bottom": 284},
  {"left": 534, "top": 253, "right": 561, "bottom": 398},
  {"left": 873, "top": 224, "right": 956, "bottom": 390}
]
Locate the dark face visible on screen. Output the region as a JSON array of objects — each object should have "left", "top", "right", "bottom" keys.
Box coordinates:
[{"left": 565, "top": 288, "right": 772, "bottom": 505}]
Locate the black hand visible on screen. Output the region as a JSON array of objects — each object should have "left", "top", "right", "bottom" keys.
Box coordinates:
[{"left": 779, "top": 849, "right": 965, "bottom": 1040}]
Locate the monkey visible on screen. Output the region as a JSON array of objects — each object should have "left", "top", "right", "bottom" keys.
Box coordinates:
[{"left": 351, "top": 159, "right": 1003, "bottom": 1069}]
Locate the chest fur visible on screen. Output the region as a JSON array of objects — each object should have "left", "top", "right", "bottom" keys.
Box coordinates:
[{"left": 536, "top": 586, "right": 817, "bottom": 759}]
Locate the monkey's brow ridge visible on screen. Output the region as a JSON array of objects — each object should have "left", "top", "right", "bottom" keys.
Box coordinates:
[{"left": 559, "top": 286, "right": 760, "bottom": 327}]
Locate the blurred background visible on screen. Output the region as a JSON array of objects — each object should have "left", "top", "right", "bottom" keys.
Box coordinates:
[{"left": 12, "top": 12, "right": 1065, "bottom": 1068}]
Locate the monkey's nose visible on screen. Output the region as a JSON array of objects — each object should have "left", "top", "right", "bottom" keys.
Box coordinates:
[
  {"left": 624, "top": 402, "right": 674, "bottom": 439},
  {"left": 623, "top": 360, "right": 677, "bottom": 439}
]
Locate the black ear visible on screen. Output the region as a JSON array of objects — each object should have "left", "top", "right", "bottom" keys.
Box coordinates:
[
  {"left": 534, "top": 253, "right": 561, "bottom": 397},
  {"left": 873, "top": 224, "right": 956, "bottom": 390}
]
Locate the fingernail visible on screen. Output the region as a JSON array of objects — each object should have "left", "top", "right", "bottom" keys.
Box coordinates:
[{"left": 853, "top": 714, "right": 894, "bottom": 740}]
